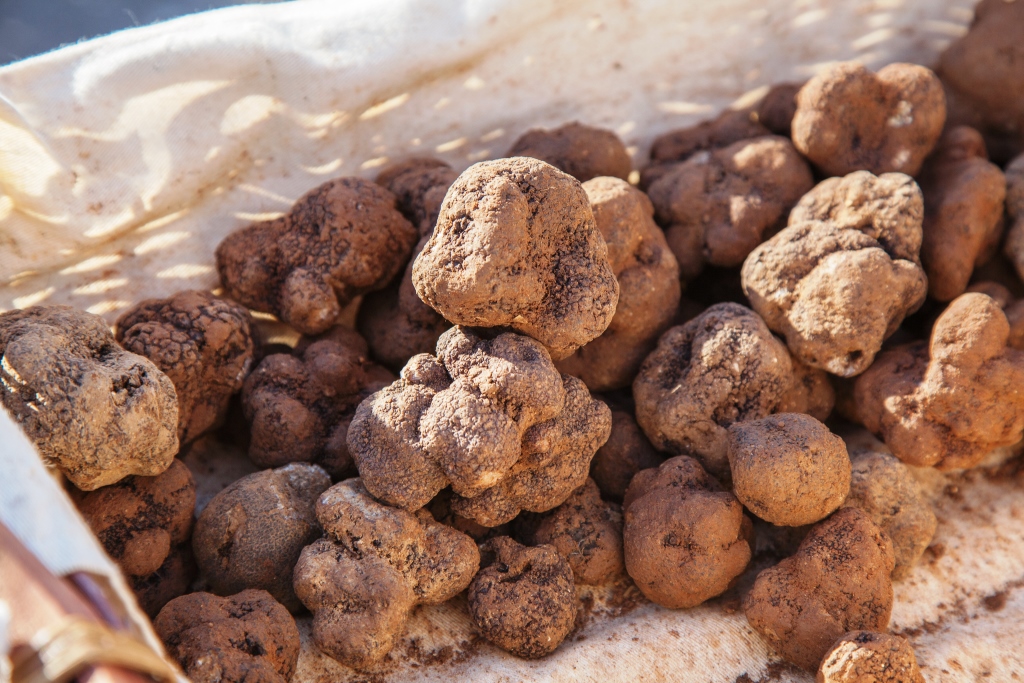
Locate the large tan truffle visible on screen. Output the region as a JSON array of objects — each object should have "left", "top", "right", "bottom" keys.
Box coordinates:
[
  {"left": 842, "top": 449, "right": 937, "bottom": 579},
  {"left": 154, "top": 589, "right": 300, "bottom": 683},
  {"left": 412, "top": 157, "right": 619, "bottom": 360},
  {"left": 632, "top": 303, "right": 794, "bottom": 479},
  {"left": 622, "top": 456, "right": 751, "bottom": 608},
  {"left": 727, "top": 414, "right": 851, "bottom": 527},
  {"left": 744, "top": 507, "right": 896, "bottom": 671},
  {"left": 1001, "top": 153, "right": 1024, "bottom": 284},
  {"left": 918, "top": 126, "right": 1006, "bottom": 302},
  {"left": 506, "top": 122, "right": 632, "bottom": 182},
  {"left": 817, "top": 631, "right": 925, "bottom": 683},
  {"left": 792, "top": 62, "right": 946, "bottom": 177},
  {"left": 193, "top": 463, "right": 331, "bottom": 612},
  {"left": 556, "top": 177, "right": 680, "bottom": 390},
  {"left": 854, "top": 292, "right": 1024, "bottom": 470},
  {"left": 349, "top": 326, "right": 611, "bottom": 525},
  {"left": 533, "top": 478, "right": 624, "bottom": 585},
  {"left": 116, "top": 290, "right": 254, "bottom": 444},
  {"left": 216, "top": 177, "right": 417, "bottom": 335},
  {"left": 743, "top": 172, "right": 928, "bottom": 377},
  {"left": 589, "top": 409, "right": 663, "bottom": 501},
  {"left": 359, "top": 159, "right": 457, "bottom": 369},
  {"left": 0, "top": 305, "right": 178, "bottom": 490},
  {"left": 242, "top": 327, "right": 392, "bottom": 472},
  {"left": 292, "top": 479, "right": 479, "bottom": 669},
  {"left": 467, "top": 536, "right": 578, "bottom": 659},
  {"left": 646, "top": 136, "right": 813, "bottom": 279}
]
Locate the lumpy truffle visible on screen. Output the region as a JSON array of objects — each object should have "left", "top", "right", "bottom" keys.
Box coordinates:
[
  {"left": 506, "top": 122, "right": 632, "bottom": 182},
  {"left": 817, "top": 631, "right": 925, "bottom": 683}
]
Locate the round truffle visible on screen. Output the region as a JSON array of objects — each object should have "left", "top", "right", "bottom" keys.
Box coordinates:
[
  {"left": 589, "top": 409, "right": 663, "bottom": 501},
  {"left": 817, "top": 631, "right": 925, "bottom": 683},
  {"left": 506, "top": 122, "right": 632, "bottom": 182}
]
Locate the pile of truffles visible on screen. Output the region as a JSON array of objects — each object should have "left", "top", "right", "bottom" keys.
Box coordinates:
[{"left": 6, "top": 7, "right": 1024, "bottom": 678}]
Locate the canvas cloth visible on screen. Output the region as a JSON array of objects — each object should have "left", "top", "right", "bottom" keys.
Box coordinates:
[{"left": 1, "top": 0, "right": 1022, "bottom": 681}]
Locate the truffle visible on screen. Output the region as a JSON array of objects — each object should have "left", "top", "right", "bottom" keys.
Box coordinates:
[
  {"left": 506, "top": 122, "right": 632, "bottom": 182},
  {"left": 467, "top": 536, "right": 578, "bottom": 658},
  {"left": 792, "top": 61, "right": 946, "bottom": 177},
  {"left": 192, "top": 463, "right": 331, "bottom": 612},
  {"left": 622, "top": 456, "right": 751, "bottom": 608},
  {"left": 241, "top": 326, "right": 392, "bottom": 472},
  {"left": 411, "top": 157, "right": 619, "bottom": 360},
  {"left": 130, "top": 544, "right": 197, "bottom": 618},
  {"left": 817, "top": 631, "right": 925, "bottom": 683},
  {"left": 533, "top": 478, "right": 624, "bottom": 585},
  {"left": 292, "top": 479, "right": 479, "bottom": 669},
  {"left": 589, "top": 409, "right": 663, "bottom": 501},
  {"left": 743, "top": 171, "right": 928, "bottom": 377},
  {"left": 854, "top": 292, "right": 1024, "bottom": 470},
  {"left": 646, "top": 136, "right": 814, "bottom": 279},
  {"left": 727, "top": 414, "right": 851, "bottom": 527},
  {"left": 116, "top": 290, "right": 254, "bottom": 444},
  {"left": 349, "top": 326, "right": 611, "bottom": 525},
  {"left": 216, "top": 177, "right": 418, "bottom": 335},
  {"left": 0, "top": 305, "right": 178, "bottom": 490},
  {"left": 556, "top": 176, "right": 681, "bottom": 390},
  {"left": 743, "top": 507, "right": 895, "bottom": 671},
  {"left": 1001, "top": 153, "right": 1024, "bottom": 285},
  {"left": 776, "top": 359, "right": 836, "bottom": 422},
  {"left": 842, "top": 449, "right": 937, "bottom": 579},
  {"left": 918, "top": 126, "right": 1006, "bottom": 302},
  {"left": 632, "top": 303, "right": 794, "bottom": 479},
  {"left": 154, "top": 589, "right": 300, "bottom": 683}
]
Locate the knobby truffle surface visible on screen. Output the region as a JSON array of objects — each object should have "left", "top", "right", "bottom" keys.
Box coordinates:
[
  {"left": 589, "top": 409, "right": 663, "bottom": 501},
  {"left": 154, "top": 589, "right": 300, "bottom": 683},
  {"left": 854, "top": 293, "right": 1024, "bottom": 470},
  {"left": 506, "top": 122, "right": 632, "bottom": 182},
  {"left": 467, "top": 536, "right": 578, "bottom": 659},
  {"left": 292, "top": 479, "right": 479, "bottom": 669},
  {"left": 817, "top": 631, "right": 925, "bottom": 683},
  {"left": 727, "top": 414, "right": 851, "bottom": 527},
  {"left": 918, "top": 126, "right": 1006, "bottom": 302},
  {"left": 0, "top": 305, "right": 178, "bottom": 490},
  {"left": 646, "top": 136, "right": 814, "bottom": 279},
  {"left": 622, "top": 456, "right": 751, "bottom": 608},
  {"left": 1001, "top": 153, "right": 1024, "bottom": 284},
  {"left": 556, "top": 177, "right": 680, "bottom": 390},
  {"left": 842, "top": 449, "right": 937, "bottom": 579},
  {"left": 792, "top": 61, "right": 946, "bottom": 177},
  {"left": 117, "top": 290, "right": 254, "bottom": 444},
  {"left": 743, "top": 507, "right": 895, "bottom": 671},
  {"left": 412, "top": 157, "right": 619, "bottom": 360},
  {"left": 743, "top": 171, "right": 928, "bottom": 377},
  {"left": 193, "top": 463, "right": 331, "bottom": 612},
  {"left": 216, "top": 177, "right": 417, "bottom": 335}
]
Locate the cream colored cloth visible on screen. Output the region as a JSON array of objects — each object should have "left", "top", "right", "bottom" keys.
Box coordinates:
[{"left": 2, "top": 1, "right": 1023, "bottom": 681}]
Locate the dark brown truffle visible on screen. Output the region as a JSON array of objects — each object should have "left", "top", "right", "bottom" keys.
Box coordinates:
[
  {"left": 467, "top": 536, "right": 578, "bottom": 659},
  {"left": 0, "top": 305, "right": 178, "bottom": 490},
  {"left": 589, "top": 409, "right": 663, "bottom": 501},
  {"left": 817, "top": 631, "right": 925, "bottom": 683},
  {"left": 216, "top": 177, "right": 418, "bottom": 335},
  {"left": 116, "top": 290, "right": 254, "bottom": 444},
  {"left": 506, "top": 122, "right": 632, "bottom": 182},
  {"left": 1000, "top": 153, "right": 1024, "bottom": 286}
]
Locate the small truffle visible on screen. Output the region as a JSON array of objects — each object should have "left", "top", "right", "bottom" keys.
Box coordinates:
[
  {"left": 776, "top": 359, "right": 836, "bottom": 422},
  {"left": 727, "top": 414, "right": 851, "bottom": 527},
  {"left": 1001, "top": 153, "right": 1024, "bottom": 284},
  {"left": 216, "top": 177, "right": 418, "bottom": 335},
  {"left": 116, "top": 290, "right": 255, "bottom": 444},
  {"left": 411, "top": 157, "right": 619, "bottom": 360},
  {"left": 632, "top": 303, "right": 794, "bottom": 479},
  {"left": 0, "top": 305, "right": 178, "bottom": 490},
  {"left": 192, "top": 463, "right": 331, "bottom": 612},
  {"left": 130, "top": 544, "right": 197, "bottom": 618},
  {"left": 241, "top": 327, "right": 392, "bottom": 472},
  {"left": 622, "top": 456, "right": 752, "bottom": 608},
  {"left": 589, "top": 409, "right": 663, "bottom": 501},
  {"left": 744, "top": 507, "right": 896, "bottom": 671},
  {"left": 817, "top": 631, "right": 925, "bottom": 683},
  {"left": 556, "top": 177, "right": 681, "bottom": 390},
  {"left": 756, "top": 82, "right": 803, "bottom": 137},
  {"left": 349, "top": 326, "right": 611, "bottom": 525},
  {"left": 792, "top": 61, "right": 946, "bottom": 177},
  {"left": 154, "top": 589, "right": 300, "bottom": 683},
  {"left": 467, "top": 536, "right": 578, "bottom": 659},
  {"left": 646, "top": 136, "right": 814, "bottom": 279},
  {"left": 506, "top": 122, "right": 632, "bottom": 182},
  {"left": 842, "top": 449, "right": 937, "bottom": 579},
  {"left": 854, "top": 293, "right": 1024, "bottom": 470},
  {"left": 533, "top": 478, "right": 624, "bottom": 585},
  {"left": 292, "top": 479, "right": 479, "bottom": 669},
  {"left": 743, "top": 171, "right": 928, "bottom": 377},
  {"left": 918, "top": 126, "right": 1006, "bottom": 301}
]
